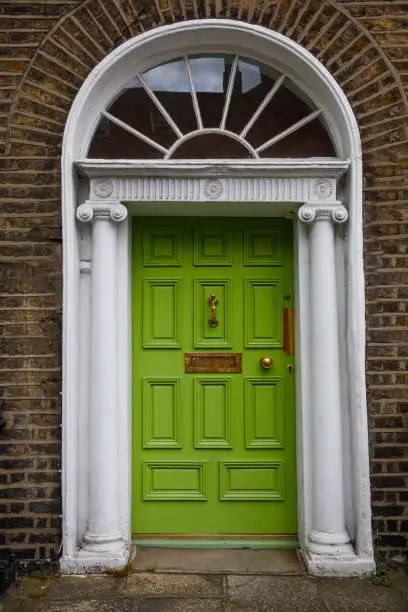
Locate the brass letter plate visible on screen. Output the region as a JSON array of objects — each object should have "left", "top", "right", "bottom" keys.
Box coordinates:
[{"left": 185, "top": 353, "right": 242, "bottom": 373}]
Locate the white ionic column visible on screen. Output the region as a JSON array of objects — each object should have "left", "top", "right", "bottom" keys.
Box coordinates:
[
  {"left": 76, "top": 201, "right": 128, "bottom": 562},
  {"left": 299, "top": 202, "right": 355, "bottom": 561}
]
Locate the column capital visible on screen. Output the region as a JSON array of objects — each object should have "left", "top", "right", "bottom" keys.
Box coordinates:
[
  {"left": 77, "top": 201, "right": 128, "bottom": 224},
  {"left": 298, "top": 202, "right": 348, "bottom": 225}
]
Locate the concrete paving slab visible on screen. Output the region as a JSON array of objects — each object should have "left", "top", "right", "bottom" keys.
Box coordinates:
[
  {"left": 133, "top": 548, "right": 304, "bottom": 574},
  {"left": 30, "top": 600, "right": 136, "bottom": 612},
  {"left": 137, "top": 598, "right": 225, "bottom": 611},
  {"left": 317, "top": 578, "right": 408, "bottom": 612},
  {"left": 45, "top": 575, "right": 125, "bottom": 600},
  {"left": 227, "top": 575, "right": 326, "bottom": 611},
  {"left": 390, "top": 569, "right": 408, "bottom": 601},
  {"left": 0, "top": 599, "right": 26, "bottom": 612},
  {"left": 5, "top": 569, "right": 408, "bottom": 612},
  {"left": 124, "top": 572, "right": 224, "bottom": 598},
  {"left": 6, "top": 577, "right": 50, "bottom": 601}
]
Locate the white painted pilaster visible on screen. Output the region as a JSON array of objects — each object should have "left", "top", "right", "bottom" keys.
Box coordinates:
[
  {"left": 74, "top": 201, "right": 130, "bottom": 571},
  {"left": 299, "top": 203, "right": 360, "bottom": 574}
]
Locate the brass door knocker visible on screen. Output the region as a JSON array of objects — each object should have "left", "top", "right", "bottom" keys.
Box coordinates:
[{"left": 208, "top": 293, "right": 219, "bottom": 328}]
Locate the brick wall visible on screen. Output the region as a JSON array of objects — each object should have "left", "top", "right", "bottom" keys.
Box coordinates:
[{"left": 0, "top": 0, "right": 407, "bottom": 563}]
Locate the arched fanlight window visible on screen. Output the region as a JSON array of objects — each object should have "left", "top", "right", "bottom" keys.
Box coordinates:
[{"left": 88, "top": 55, "right": 336, "bottom": 160}]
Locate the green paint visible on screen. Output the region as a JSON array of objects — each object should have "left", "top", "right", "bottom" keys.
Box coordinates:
[{"left": 132, "top": 218, "right": 296, "bottom": 536}]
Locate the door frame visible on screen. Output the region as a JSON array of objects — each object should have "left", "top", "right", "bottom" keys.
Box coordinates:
[{"left": 60, "top": 20, "right": 374, "bottom": 577}]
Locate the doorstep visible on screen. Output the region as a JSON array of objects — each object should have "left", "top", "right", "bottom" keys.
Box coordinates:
[{"left": 132, "top": 547, "right": 305, "bottom": 574}]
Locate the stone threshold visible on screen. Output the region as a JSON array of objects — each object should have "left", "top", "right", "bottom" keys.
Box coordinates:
[{"left": 132, "top": 547, "right": 305, "bottom": 575}]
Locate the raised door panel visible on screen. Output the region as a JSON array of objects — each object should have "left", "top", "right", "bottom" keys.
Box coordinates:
[
  {"left": 219, "top": 461, "right": 285, "bottom": 501},
  {"left": 143, "top": 461, "right": 207, "bottom": 501},
  {"left": 143, "top": 378, "right": 181, "bottom": 448},
  {"left": 245, "top": 278, "right": 283, "bottom": 348},
  {"left": 244, "top": 228, "right": 283, "bottom": 266},
  {"left": 143, "top": 279, "right": 181, "bottom": 348},
  {"left": 194, "top": 378, "right": 232, "bottom": 448},
  {"left": 143, "top": 229, "right": 182, "bottom": 266},
  {"left": 245, "top": 377, "right": 284, "bottom": 448},
  {"left": 194, "top": 230, "right": 232, "bottom": 266}
]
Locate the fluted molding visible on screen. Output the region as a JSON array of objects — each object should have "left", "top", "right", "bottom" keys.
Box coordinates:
[{"left": 74, "top": 171, "right": 349, "bottom": 205}]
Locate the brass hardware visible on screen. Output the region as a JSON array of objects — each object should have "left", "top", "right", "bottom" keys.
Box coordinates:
[
  {"left": 208, "top": 293, "right": 219, "bottom": 328},
  {"left": 287, "top": 364, "right": 293, "bottom": 373},
  {"left": 283, "top": 308, "right": 295, "bottom": 356},
  {"left": 185, "top": 353, "right": 242, "bottom": 373},
  {"left": 260, "top": 356, "right": 273, "bottom": 369}
]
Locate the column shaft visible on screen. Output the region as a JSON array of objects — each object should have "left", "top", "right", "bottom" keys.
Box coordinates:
[
  {"left": 76, "top": 202, "right": 128, "bottom": 557},
  {"left": 85, "top": 218, "right": 121, "bottom": 548},
  {"left": 309, "top": 219, "right": 350, "bottom": 552},
  {"left": 299, "top": 202, "right": 353, "bottom": 558}
]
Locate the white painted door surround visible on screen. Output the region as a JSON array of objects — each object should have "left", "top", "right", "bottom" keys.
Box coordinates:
[{"left": 60, "top": 20, "right": 374, "bottom": 576}]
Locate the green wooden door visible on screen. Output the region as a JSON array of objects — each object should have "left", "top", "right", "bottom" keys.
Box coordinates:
[{"left": 132, "top": 217, "right": 296, "bottom": 537}]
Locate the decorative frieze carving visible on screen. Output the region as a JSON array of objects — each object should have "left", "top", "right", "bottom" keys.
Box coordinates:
[
  {"left": 204, "top": 178, "right": 223, "bottom": 200},
  {"left": 86, "top": 176, "right": 340, "bottom": 203},
  {"left": 314, "top": 179, "right": 334, "bottom": 200},
  {"left": 92, "top": 179, "right": 114, "bottom": 199}
]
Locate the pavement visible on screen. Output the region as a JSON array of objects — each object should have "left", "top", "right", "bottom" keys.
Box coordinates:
[
  {"left": 1, "top": 552, "right": 408, "bottom": 612},
  {"left": 2, "top": 570, "right": 408, "bottom": 611}
]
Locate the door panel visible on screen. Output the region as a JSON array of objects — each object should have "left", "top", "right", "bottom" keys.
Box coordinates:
[
  {"left": 244, "top": 228, "right": 283, "bottom": 266},
  {"left": 194, "top": 377, "right": 232, "bottom": 449},
  {"left": 194, "top": 279, "right": 231, "bottom": 348},
  {"left": 143, "top": 279, "right": 181, "bottom": 348},
  {"left": 194, "top": 230, "right": 232, "bottom": 266},
  {"left": 245, "top": 377, "right": 284, "bottom": 449},
  {"left": 132, "top": 217, "right": 296, "bottom": 536},
  {"left": 143, "top": 378, "right": 181, "bottom": 449},
  {"left": 245, "top": 278, "right": 283, "bottom": 347}
]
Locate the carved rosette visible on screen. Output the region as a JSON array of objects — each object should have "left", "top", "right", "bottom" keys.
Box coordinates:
[
  {"left": 204, "top": 178, "right": 223, "bottom": 200},
  {"left": 314, "top": 179, "right": 335, "bottom": 201},
  {"left": 92, "top": 179, "right": 114, "bottom": 199},
  {"left": 77, "top": 202, "right": 128, "bottom": 223},
  {"left": 298, "top": 203, "right": 348, "bottom": 225}
]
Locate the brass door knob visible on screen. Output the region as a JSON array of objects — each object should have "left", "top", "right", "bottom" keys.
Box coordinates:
[{"left": 260, "top": 356, "right": 273, "bottom": 369}]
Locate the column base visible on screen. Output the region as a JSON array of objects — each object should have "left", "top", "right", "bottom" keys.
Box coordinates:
[
  {"left": 303, "top": 549, "right": 375, "bottom": 577},
  {"left": 309, "top": 529, "right": 354, "bottom": 557},
  {"left": 82, "top": 530, "right": 124, "bottom": 553},
  {"left": 60, "top": 541, "right": 132, "bottom": 574}
]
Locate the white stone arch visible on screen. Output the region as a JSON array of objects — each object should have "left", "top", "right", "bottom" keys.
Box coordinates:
[{"left": 61, "top": 20, "right": 374, "bottom": 576}]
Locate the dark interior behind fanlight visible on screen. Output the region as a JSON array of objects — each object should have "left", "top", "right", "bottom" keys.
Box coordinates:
[{"left": 171, "top": 133, "right": 252, "bottom": 159}]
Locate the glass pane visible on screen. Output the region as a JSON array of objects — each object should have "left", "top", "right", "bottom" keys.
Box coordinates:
[
  {"left": 87, "top": 115, "right": 163, "bottom": 159},
  {"left": 245, "top": 83, "right": 317, "bottom": 150},
  {"left": 171, "top": 133, "right": 252, "bottom": 159},
  {"left": 141, "top": 60, "right": 198, "bottom": 133},
  {"left": 109, "top": 86, "right": 176, "bottom": 149},
  {"left": 190, "top": 55, "right": 234, "bottom": 128},
  {"left": 142, "top": 60, "right": 190, "bottom": 92},
  {"left": 226, "top": 59, "right": 280, "bottom": 135},
  {"left": 259, "top": 117, "right": 336, "bottom": 158}
]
